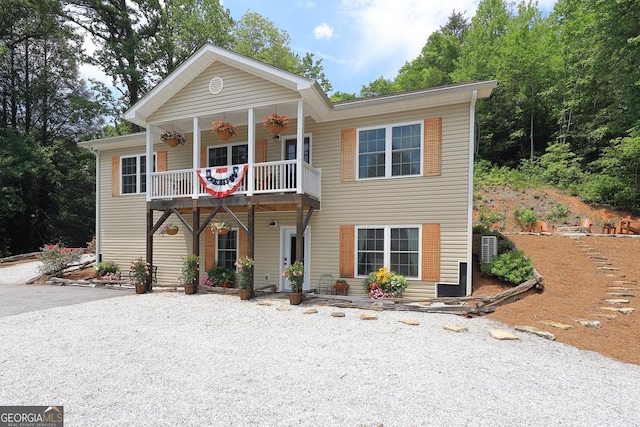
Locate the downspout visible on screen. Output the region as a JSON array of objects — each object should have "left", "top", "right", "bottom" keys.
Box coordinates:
[{"left": 466, "top": 90, "right": 478, "bottom": 296}]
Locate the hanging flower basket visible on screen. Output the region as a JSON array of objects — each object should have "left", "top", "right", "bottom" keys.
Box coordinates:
[
  {"left": 263, "top": 113, "right": 289, "bottom": 134},
  {"left": 212, "top": 119, "right": 238, "bottom": 141},
  {"left": 165, "top": 226, "right": 179, "bottom": 235},
  {"left": 160, "top": 131, "right": 186, "bottom": 147},
  {"left": 211, "top": 220, "right": 231, "bottom": 234}
]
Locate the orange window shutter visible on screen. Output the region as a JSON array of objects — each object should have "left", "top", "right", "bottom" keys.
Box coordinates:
[
  {"left": 255, "top": 139, "right": 267, "bottom": 163},
  {"left": 157, "top": 150, "right": 168, "bottom": 172},
  {"left": 424, "top": 118, "right": 442, "bottom": 176},
  {"left": 200, "top": 146, "right": 207, "bottom": 168},
  {"left": 422, "top": 224, "right": 440, "bottom": 281},
  {"left": 341, "top": 128, "right": 356, "bottom": 182},
  {"left": 238, "top": 229, "right": 248, "bottom": 259},
  {"left": 204, "top": 229, "right": 216, "bottom": 271},
  {"left": 339, "top": 225, "right": 355, "bottom": 278},
  {"left": 111, "top": 156, "right": 120, "bottom": 197}
]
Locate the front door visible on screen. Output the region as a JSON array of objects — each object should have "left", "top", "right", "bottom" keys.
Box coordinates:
[
  {"left": 281, "top": 227, "right": 310, "bottom": 291},
  {"left": 284, "top": 137, "right": 310, "bottom": 163}
]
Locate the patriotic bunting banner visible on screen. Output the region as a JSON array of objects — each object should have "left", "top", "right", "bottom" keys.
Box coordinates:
[{"left": 197, "top": 164, "right": 248, "bottom": 198}]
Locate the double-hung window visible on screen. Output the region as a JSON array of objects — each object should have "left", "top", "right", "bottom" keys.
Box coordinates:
[
  {"left": 121, "top": 154, "right": 156, "bottom": 194},
  {"left": 356, "top": 226, "right": 420, "bottom": 278},
  {"left": 358, "top": 122, "right": 422, "bottom": 179},
  {"left": 217, "top": 230, "right": 238, "bottom": 270},
  {"left": 208, "top": 143, "right": 248, "bottom": 167}
]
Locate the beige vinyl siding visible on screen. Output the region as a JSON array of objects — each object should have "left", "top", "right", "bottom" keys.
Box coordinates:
[
  {"left": 301, "top": 103, "right": 471, "bottom": 298},
  {"left": 148, "top": 62, "right": 300, "bottom": 123}
]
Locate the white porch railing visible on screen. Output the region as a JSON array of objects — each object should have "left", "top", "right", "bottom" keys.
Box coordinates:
[{"left": 150, "top": 160, "right": 321, "bottom": 200}]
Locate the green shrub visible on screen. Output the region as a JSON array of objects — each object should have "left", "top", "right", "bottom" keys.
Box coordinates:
[
  {"left": 513, "top": 206, "right": 538, "bottom": 224},
  {"left": 545, "top": 203, "right": 570, "bottom": 223},
  {"left": 481, "top": 250, "right": 534, "bottom": 285},
  {"left": 476, "top": 206, "right": 506, "bottom": 230},
  {"left": 94, "top": 260, "right": 120, "bottom": 277}
]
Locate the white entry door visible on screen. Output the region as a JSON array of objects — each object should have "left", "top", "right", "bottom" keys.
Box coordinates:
[{"left": 281, "top": 227, "right": 310, "bottom": 291}]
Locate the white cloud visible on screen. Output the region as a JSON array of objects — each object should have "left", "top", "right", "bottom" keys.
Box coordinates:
[
  {"left": 305, "top": 1, "right": 317, "bottom": 8},
  {"left": 314, "top": 23, "right": 334, "bottom": 40},
  {"left": 338, "top": 0, "right": 478, "bottom": 76}
]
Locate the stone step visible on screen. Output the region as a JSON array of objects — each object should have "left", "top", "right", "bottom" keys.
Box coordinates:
[
  {"left": 541, "top": 320, "right": 573, "bottom": 330},
  {"left": 600, "top": 306, "right": 635, "bottom": 315},
  {"left": 515, "top": 325, "right": 555, "bottom": 340},
  {"left": 594, "top": 261, "right": 612, "bottom": 265},
  {"left": 489, "top": 329, "right": 518, "bottom": 340},
  {"left": 589, "top": 255, "right": 607, "bottom": 260},
  {"left": 595, "top": 313, "right": 618, "bottom": 320},
  {"left": 605, "top": 273, "right": 627, "bottom": 278},
  {"left": 613, "top": 280, "right": 637, "bottom": 286},
  {"left": 443, "top": 324, "right": 468, "bottom": 332},
  {"left": 597, "top": 266, "right": 620, "bottom": 271},
  {"left": 579, "top": 247, "right": 596, "bottom": 252},
  {"left": 604, "top": 299, "right": 630, "bottom": 304},
  {"left": 577, "top": 319, "right": 602, "bottom": 329},
  {"left": 608, "top": 292, "right": 635, "bottom": 298},
  {"left": 609, "top": 287, "right": 633, "bottom": 291}
]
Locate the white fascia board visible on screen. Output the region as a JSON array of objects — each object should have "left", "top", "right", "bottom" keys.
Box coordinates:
[{"left": 78, "top": 132, "right": 146, "bottom": 152}]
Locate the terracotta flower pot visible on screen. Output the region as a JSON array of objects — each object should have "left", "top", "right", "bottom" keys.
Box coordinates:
[
  {"left": 268, "top": 123, "right": 284, "bottom": 134},
  {"left": 135, "top": 283, "right": 146, "bottom": 294},
  {"left": 217, "top": 131, "right": 232, "bottom": 141},
  {"left": 239, "top": 288, "right": 252, "bottom": 300},
  {"left": 288, "top": 292, "right": 303, "bottom": 305},
  {"left": 165, "top": 137, "right": 180, "bottom": 147},
  {"left": 183, "top": 283, "right": 198, "bottom": 295}
]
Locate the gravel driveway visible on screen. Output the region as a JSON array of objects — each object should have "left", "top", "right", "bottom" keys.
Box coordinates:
[{"left": 0, "top": 284, "right": 639, "bottom": 426}]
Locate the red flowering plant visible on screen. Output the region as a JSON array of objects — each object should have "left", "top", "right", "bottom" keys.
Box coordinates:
[
  {"left": 211, "top": 119, "right": 238, "bottom": 136},
  {"left": 235, "top": 256, "right": 255, "bottom": 289},
  {"left": 262, "top": 113, "right": 289, "bottom": 130},
  {"left": 282, "top": 261, "right": 304, "bottom": 292},
  {"left": 129, "top": 257, "right": 151, "bottom": 285},
  {"left": 38, "top": 243, "right": 83, "bottom": 277},
  {"left": 362, "top": 267, "right": 408, "bottom": 299}
]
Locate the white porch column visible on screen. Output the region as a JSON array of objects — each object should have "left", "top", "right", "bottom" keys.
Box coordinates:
[
  {"left": 192, "top": 116, "right": 200, "bottom": 199},
  {"left": 146, "top": 125, "right": 154, "bottom": 202},
  {"left": 296, "top": 99, "right": 304, "bottom": 194},
  {"left": 247, "top": 107, "right": 255, "bottom": 196},
  {"left": 465, "top": 89, "right": 478, "bottom": 297}
]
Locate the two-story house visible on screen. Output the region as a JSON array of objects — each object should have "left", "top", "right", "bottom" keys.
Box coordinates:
[{"left": 79, "top": 44, "right": 496, "bottom": 298}]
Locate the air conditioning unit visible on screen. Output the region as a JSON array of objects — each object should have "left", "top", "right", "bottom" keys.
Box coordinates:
[{"left": 480, "top": 236, "right": 498, "bottom": 265}]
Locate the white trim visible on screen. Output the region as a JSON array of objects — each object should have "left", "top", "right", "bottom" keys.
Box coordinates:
[
  {"left": 465, "top": 90, "right": 478, "bottom": 296},
  {"left": 120, "top": 152, "right": 157, "bottom": 195},
  {"left": 280, "top": 226, "right": 311, "bottom": 291},
  {"left": 355, "top": 120, "right": 423, "bottom": 180},
  {"left": 353, "top": 225, "right": 421, "bottom": 279}
]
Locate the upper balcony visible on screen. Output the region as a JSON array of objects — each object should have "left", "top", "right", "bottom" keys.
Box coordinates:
[{"left": 149, "top": 159, "right": 321, "bottom": 201}]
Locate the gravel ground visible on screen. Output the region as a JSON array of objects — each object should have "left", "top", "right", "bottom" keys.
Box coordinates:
[{"left": 1, "top": 285, "right": 640, "bottom": 426}]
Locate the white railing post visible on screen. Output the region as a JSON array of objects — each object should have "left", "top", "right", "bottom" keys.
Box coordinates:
[
  {"left": 247, "top": 108, "right": 255, "bottom": 196},
  {"left": 192, "top": 116, "right": 200, "bottom": 199},
  {"left": 146, "top": 124, "right": 154, "bottom": 201},
  {"left": 296, "top": 100, "right": 304, "bottom": 194}
]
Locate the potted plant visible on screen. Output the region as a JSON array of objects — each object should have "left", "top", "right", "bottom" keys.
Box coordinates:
[
  {"left": 211, "top": 220, "right": 232, "bottom": 235},
  {"left": 282, "top": 261, "right": 304, "bottom": 305},
  {"left": 180, "top": 255, "right": 199, "bottom": 294},
  {"left": 160, "top": 223, "right": 179, "bottom": 236},
  {"left": 160, "top": 130, "right": 186, "bottom": 147},
  {"left": 207, "top": 264, "right": 235, "bottom": 288},
  {"left": 211, "top": 119, "right": 238, "bottom": 141},
  {"left": 129, "top": 257, "right": 150, "bottom": 294},
  {"left": 235, "top": 256, "right": 254, "bottom": 300},
  {"left": 262, "top": 113, "right": 289, "bottom": 134},
  {"left": 333, "top": 279, "right": 349, "bottom": 295},
  {"left": 362, "top": 267, "right": 407, "bottom": 299},
  {"left": 94, "top": 260, "right": 120, "bottom": 281}
]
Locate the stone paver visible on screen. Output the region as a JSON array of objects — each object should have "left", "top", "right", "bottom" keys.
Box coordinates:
[
  {"left": 489, "top": 329, "right": 518, "bottom": 340},
  {"left": 443, "top": 324, "right": 468, "bottom": 332},
  {"left": 541, "top": 320, "right": 573, "bottom": 330},
  {"left": 360, "top": 313, "right": 378, "bottom": 320},
  {"left": 398, "top": 319, "right": 420, "bottom": 326},
  {"left": 514, "top": 325, "right": 555, "bottom": 340}
]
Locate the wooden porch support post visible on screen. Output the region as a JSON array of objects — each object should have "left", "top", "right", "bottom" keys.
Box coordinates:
[
  {"left": 192, "top": 201, "right": 200, "bottom": 285},
  {"left": 296, "top": 201, "right": 304, "bottom": 267},
  {"left": 146, "top": 205, "right": 154, "bottom": 292},
  {"left": 248, "top": 204, "right": 255, "bottom": 291}
]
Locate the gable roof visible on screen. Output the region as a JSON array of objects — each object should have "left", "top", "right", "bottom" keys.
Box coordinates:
[
  {"left": 124, "top": 43, "right": 332, "bottom": 127},
  {"left": 123, "top": 43, "right": 496, "bottom": 128}
]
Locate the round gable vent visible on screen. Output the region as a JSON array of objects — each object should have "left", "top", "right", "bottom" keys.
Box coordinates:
[{"left": 209, "top": 76, "right": 224, "bottom": 95}]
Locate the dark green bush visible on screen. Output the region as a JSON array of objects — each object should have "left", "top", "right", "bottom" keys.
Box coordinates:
[{"left": 481, "top": 250, "right": 534, "bottom": 285}]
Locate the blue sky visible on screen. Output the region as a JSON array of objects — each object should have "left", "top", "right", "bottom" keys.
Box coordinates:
[
  {"left": 81, "top": 0, "right": 558, "bottom": 97},
  {"left": 221, "top": 0, "right": 558, "bottom": 95}
]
